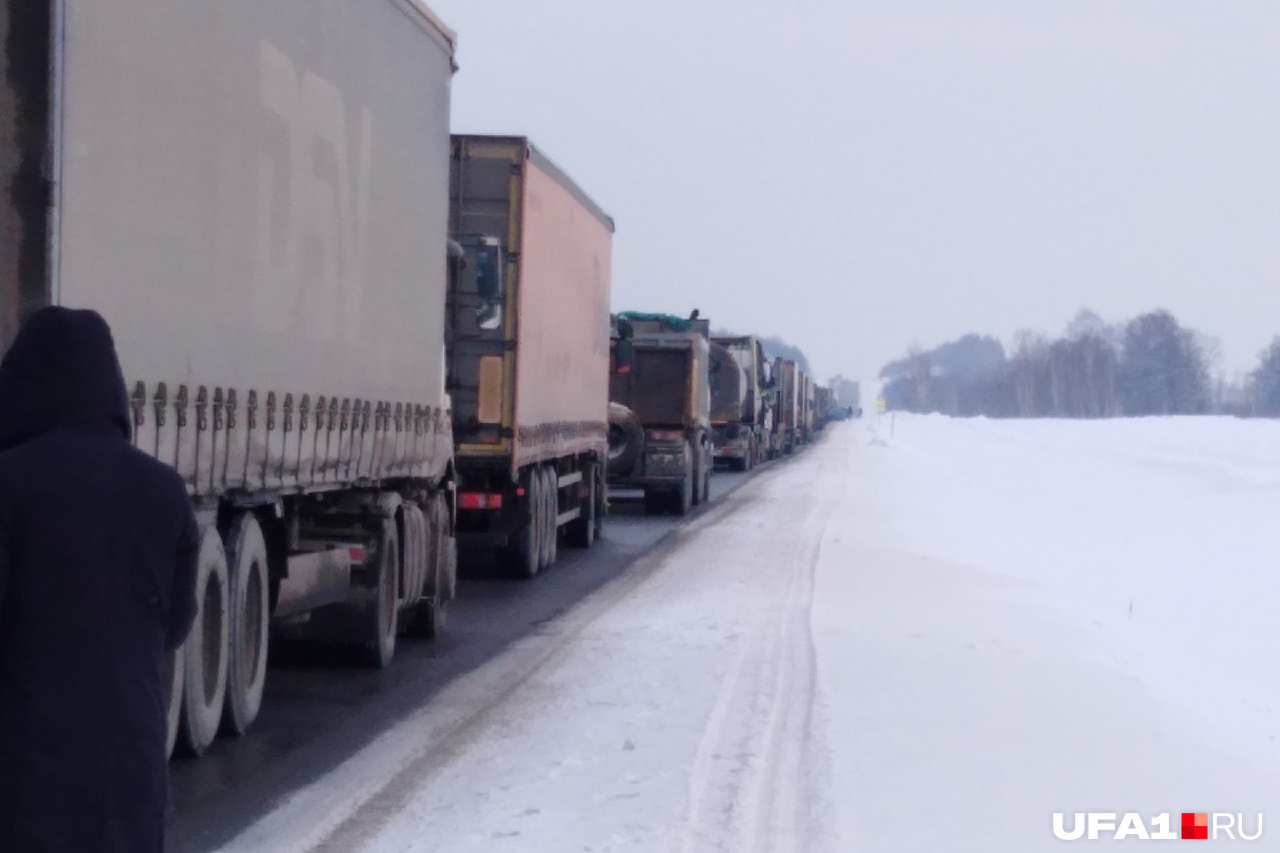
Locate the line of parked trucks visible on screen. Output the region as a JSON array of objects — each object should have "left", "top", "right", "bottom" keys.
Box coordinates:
[{"left": 0, "top": 0, "right": 842, "bottom": 757}]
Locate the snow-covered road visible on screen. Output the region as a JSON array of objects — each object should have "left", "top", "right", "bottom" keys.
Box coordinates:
[{"left": 221, "top": 417, "right": 1280, "bottom": 851}]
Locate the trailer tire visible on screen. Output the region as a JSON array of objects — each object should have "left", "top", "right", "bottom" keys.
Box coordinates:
[
  {"left": 535, "top": 469, "right": 549, "bottom": 571},
  {"left": 566, "top": 462, "right": 596, "bottom": 548},
  {"left": 593, "top": 464, "right": 606, "bottom": 539},
  {"left": 544, "top": 468, "right": 559, "bottom": 568},
  {"left": 398, "top": 504, "right": 426, "bottom": 618},
  {"left": 163, "top": 645, "right": 184, "bottom": 759},
  {"left": 432, "top": 492, "right": 458, "bottom": 602},
  {"left": 540, "top": 467, "right": 555, "bottom": 567},
  {"left": 674, "top": 451, "right": 694, "bottom": 516},
  {"left": 222, "top": 513, "right": 270, "bottom": 737},
  {"left": 504, "top": 472, "right": 540, "bottom": 579},
  {"left": 178, "top": 526, "right": 230, "bottom": 757},
  {"left": 406, "top": 499, "right": 449, "bottom": 639},
  {"left": 365, "top": 519, "right": 399, "bottom": 668},
  {"left": 691, "top": 453, "right": 703, "bottom": 507}
]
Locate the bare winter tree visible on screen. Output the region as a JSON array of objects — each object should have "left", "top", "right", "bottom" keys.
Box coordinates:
[
  {"left": 1010, "top": 331, "right": 1047, "bottom": 417},
  {"left": 1118, "top": 310, "right": 1211, "bottom": 415},
  {"left": 1054, "top": 310, "right": 1120, "bottom": 417},
  {"left": 1252, "top": 337, "right": 1280, "bottom": 417}
]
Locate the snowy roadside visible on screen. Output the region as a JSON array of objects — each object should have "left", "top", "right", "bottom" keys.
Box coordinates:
[
  {"left": 217, "top": 416, "right": 1280, "bottom": 852},
  {"left": 820, "top": 414, "right": 1280, "bottom": 850}
]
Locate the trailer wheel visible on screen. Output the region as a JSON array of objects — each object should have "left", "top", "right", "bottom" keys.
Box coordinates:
[
  {"left": 544, "top": 468, "right": 559, "bottom": 568},
  {"left": 691, "top": 454, "right": 703, "bottom": 507},
  {"left": 537, "top": 467, "right": 552, "bottom": 569},
  {"left": 503, "top": 471, "right": 540, "bottom": 579},
  {"left": 593, "top": 465, "right": 606, "bottom": 539},
  {"left": 674, "top": 451, "right": 694, "bottom": 516},
  {"left": 222, "top": 513, "right": 270, "bottom": 736},
  {"left": 178, "top": 526, "right": 230, "bottom": 757},
  {"left": 566, "top": 462, "right": 596, "bottom": 548},
  {"left": 534, "top": 469, "right": 548, "bottom": 571},
  {"left": 406, "top": 499, "right": 449, "bottom": 639},
  {"left": 432, "top": 492, "right": 458, "bottom": 602},
  {"left": 365, "top": 519, "right": 399, "bottom": 668},
  {"left": 163, "top": 645, "right": 184, "bottom": 759}
]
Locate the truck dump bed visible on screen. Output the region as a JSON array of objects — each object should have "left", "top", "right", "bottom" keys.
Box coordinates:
[{"left": 1, "top": 0, "right": 457, "bottom": 495}]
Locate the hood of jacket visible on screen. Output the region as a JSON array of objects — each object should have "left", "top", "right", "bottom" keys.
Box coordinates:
[{"left": 0, "top": 306, "right": 131, "bottom": 452}]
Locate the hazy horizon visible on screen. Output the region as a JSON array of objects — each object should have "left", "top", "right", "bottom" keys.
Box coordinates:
[{"left": 431, "top": 1, "right": 1280, "bottom": 385}]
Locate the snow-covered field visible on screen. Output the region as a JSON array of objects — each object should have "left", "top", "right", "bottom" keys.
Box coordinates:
[{"left": 221, "top": 416, "right": 1280, "bottom": 852}]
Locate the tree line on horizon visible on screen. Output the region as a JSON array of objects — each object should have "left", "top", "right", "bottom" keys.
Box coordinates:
[{"left": 880, "top": 309, "right": 1280, "bottom": 418}]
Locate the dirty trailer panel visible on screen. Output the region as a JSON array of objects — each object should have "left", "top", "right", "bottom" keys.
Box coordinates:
[
  {"left": 1, "top": 0, "right": 461, "bottom": 751},
  {"left": 53, "top": 0, "right": 455, "bottom": 494}
]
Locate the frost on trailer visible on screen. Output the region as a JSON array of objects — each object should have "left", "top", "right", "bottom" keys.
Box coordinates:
[{"left": 1, "top": 0, "right": 460, "bottom": 755}]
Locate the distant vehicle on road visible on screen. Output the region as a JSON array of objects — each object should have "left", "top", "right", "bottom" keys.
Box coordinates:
[{"left": 608, "top": 314, "right": 712, "bottom": 515}]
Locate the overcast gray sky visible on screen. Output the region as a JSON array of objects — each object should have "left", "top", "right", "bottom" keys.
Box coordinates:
[{"left": 431, "top": 1, "right": 1280, "bottom": 383}]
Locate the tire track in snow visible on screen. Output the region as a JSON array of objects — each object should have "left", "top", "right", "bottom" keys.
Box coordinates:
[{"left": 680, "top": 439, "right": 848, "bottom": 853}]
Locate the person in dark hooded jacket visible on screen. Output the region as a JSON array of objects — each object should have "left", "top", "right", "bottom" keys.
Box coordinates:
[{"left": 0, "top": 306, "right": 198, "bottom": 853}]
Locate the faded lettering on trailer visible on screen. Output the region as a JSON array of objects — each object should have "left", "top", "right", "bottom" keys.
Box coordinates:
[{"left": 255, "top": 41, "right": 372, "bottom": 344}]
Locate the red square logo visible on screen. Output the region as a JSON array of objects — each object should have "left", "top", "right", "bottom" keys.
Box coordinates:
[{"left": 1182, "top": 813, "right": 1208, "bottom": 840}]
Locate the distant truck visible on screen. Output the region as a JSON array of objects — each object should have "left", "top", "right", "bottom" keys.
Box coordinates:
[
  {"left": 1, "top": 0, "right": 460, "bottom": 755},
  {"left": 447, "top": 135, "right": 613, "bottom": 578},
  {"left": 800, "top": 372, "right": 816, "bottom": 444},
  {"left": 709, "top": 335, "right": 770, "bottom": 470},
  {"left": 775, "top": 359, "right": 801, "bottom": 454},
  {"left": 815, "top": 385, "right": 835, "bottom": 430},
  {"left": 608, "top": 313, "right": 712, "bottom": 514}
]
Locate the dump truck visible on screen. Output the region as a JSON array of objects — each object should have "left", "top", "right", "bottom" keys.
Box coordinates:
[
  {"left": 710, "top": 335, "right": 770, "bottom": 471},
  {"left": 775, "top": 359, "right": 800, "bottom": 454},
  {"left": 447, "top": 136, "right": 612, "bottom": 578},
  {"left": 800, "top": 372, "right": 816, "bottom": 444},
  {"left": 608, "top": 313, "right": 712, "bottom": 514},
  {"left": 0, "top": 0, "right": 460, "bottom": 755}
]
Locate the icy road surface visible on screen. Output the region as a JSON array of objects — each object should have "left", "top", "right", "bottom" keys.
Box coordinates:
[{"left": 221, "top": 417, "right": 1280, "bottom": 852}]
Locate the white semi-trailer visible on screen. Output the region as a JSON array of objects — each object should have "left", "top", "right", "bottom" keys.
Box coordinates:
[{"left": 0, "top": 0, "right": 459, "bottom": 756}]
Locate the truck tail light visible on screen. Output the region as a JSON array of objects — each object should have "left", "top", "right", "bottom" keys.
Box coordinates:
[
  {"left": 459, "top": 492, "right": 504, "bottom": 510},
  {"left": 348, "top": 545, "right": 367, "bottom": 564},
  {"left": 645, "top": 429, "right": 683, "bottom": 444}
]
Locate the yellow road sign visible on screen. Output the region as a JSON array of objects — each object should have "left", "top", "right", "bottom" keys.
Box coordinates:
[{"left": 875, "top": 397, "right": 886, "bottom": 413}]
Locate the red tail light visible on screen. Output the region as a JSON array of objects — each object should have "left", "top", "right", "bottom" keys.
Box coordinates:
[
  {"left": 459, "top": 492, "right": 504, "bottom": 510},
  {"left": 646, "top": 429, "right": 684, "bottom": 443},
  {"left": 348, "top": 545, "right": 367, "bottom": 563}
]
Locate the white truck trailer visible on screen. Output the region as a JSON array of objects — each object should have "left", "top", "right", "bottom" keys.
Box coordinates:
[{"left": 1, "top": 0, "right": 459, "bottom": 756}]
